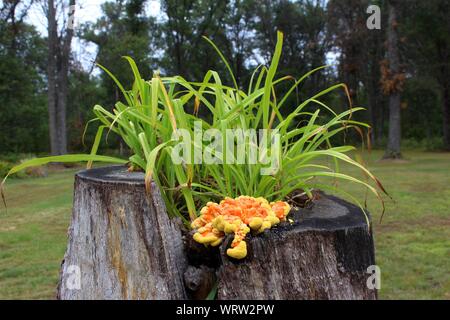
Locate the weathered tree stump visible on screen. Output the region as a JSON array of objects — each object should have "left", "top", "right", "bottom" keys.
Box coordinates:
[
  {"left": 216, "top": 195, "right": 377, "bottom": 300},
  {"left": 58, "top": 166, "right": 377, "bottom": 300},
  {"left": 57, "top": 166, "right": 187, "bottom": 299}
]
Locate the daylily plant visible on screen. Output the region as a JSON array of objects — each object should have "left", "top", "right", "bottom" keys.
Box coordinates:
[{"left": 2, "top": 31, "right": 387, "bottom": 231}]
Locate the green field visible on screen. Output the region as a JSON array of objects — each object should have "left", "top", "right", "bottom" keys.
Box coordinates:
[{"left": 0, "top": 150, "right": 449, "bottom": 299}]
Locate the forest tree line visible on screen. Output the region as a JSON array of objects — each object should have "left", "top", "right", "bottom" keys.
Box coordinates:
[{"left": 1, "top": 0, "right": 449, "bottom": 158}]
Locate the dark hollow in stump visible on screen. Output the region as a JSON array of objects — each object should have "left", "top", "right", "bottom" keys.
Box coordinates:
[
  {"left": 57, "top": 166, "right": 187, "bottom": 300},
  {"left": 57, "top": 166, "right": 377, "bottom": 300},
  {"left": 216, "top": 195, "right": 377, "bottom": 300}
]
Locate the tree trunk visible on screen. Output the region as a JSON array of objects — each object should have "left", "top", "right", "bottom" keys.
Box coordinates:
[
  {"left": 58, "top": 166, "right": 377, "bottom": 300},
  {"left": 57, "top": 166, "right": 188, "bottom": 299},
  {"left": 46, "top": 0, "right": 74, "bottom": 155},
  {"left": 46, "top": 0, "right": 58, "bottom": 155},
  {"left": 385, "top": 92, "right": 401, "bottom": 158},
  {"left": 215, "top": 194, "right": 377, "bottom": 300},
  {"left": 384, "top": 0, "right": 402, "bottom": 159},
  {"left": 54, "top": 0, "right": 75, "bottom": 155},
  {"left": 366, "top": 28, "right": 385, "bottom": 148}
]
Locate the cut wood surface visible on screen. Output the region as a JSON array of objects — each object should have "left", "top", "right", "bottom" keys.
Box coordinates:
[{"left": 58, "top": 166, "right": 377, "bottom": 300}]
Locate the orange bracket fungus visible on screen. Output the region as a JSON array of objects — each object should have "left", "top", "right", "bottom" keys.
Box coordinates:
[{"left": 191, "top": 196, "right": 291, "bottom": 259}]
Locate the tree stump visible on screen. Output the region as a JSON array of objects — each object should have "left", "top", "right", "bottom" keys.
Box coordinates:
[
  {"left": 57, "top": 166, "right": 377, "bottom": 300},
  {"left": 216, "top": 195, "right": 377, "bottom": 300},
  {"left": 57, "top": 166, "right": 188, "bottom": 300}
]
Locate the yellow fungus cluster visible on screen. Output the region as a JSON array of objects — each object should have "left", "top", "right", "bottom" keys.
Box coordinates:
[{"left": 191, "top": 196, "right": 291, "bottom": 259}]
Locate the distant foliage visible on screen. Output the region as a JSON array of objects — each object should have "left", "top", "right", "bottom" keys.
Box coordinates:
[
  {"left": 0, "top": 20, "right": 48, "bottom": 153},
  {"left": 0, "top": 0, "right": 449, "bottom": 155}
]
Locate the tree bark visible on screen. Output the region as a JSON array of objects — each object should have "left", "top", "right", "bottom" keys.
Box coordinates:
[
  {"left": 57, "top": 166, "right": 188, "bottom": 299},
  {"left": 46, "top": 0, "right": 74, "bottom": 155},
  {"left": 215, "top": 194, "right": 377, "bottom": 300},
  {"left": 384, "top": 0, "right": 402, "bottom": 159},
  {"left": 385, "top": 92, "right": 401, "bottom": 158},
  {"left": 55, "top": 0, "right": 75, "bottom": 155},
  {"left": 46, "top": 0, "right": 58, "bottom": 155}
]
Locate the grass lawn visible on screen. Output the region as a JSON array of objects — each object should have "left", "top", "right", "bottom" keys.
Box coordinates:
[{"left": 0, "top": 150, "right": 449, "bottom": 299}]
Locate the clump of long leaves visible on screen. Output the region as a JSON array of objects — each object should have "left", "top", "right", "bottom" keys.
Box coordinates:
[
  {"left": 169, "top": 32, "right": 387, "bottom": 226},
  {"left": 2, "top": 31, "right": 387, "bottom": 226}
]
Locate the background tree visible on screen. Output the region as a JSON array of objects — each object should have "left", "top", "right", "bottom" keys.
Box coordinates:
[
  {"left": 1, "top": 0, "right": 450, "bottom": 157},
  {"left": 327, "top": 0, "right": 387, "bottom": 146},
  {"left": 402, "top": 0, "right": 450, "bottom": 151},
  {"left": 253, "top": 0, "right": 330, "bottom": 115},
  {"left": 382, "top": 0, "right": 404, "bottom": 159},
  {"left": 0, "top": 0, "right": 48, "bottom": 154},
  {"left": 45, "top": 0, "right": 76, "bottom": 155},
  {"left": 66, "top": 63, "right": 106, "bottom": 151},
  {"left": 220, "top": 0, "right": 257, "bottom": 87},
  {"left": 82, "top": 0, "right": 157, "bottom": 109},
  {"left": 159, "top": 0, "right": 230, "bottom": 81}
]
